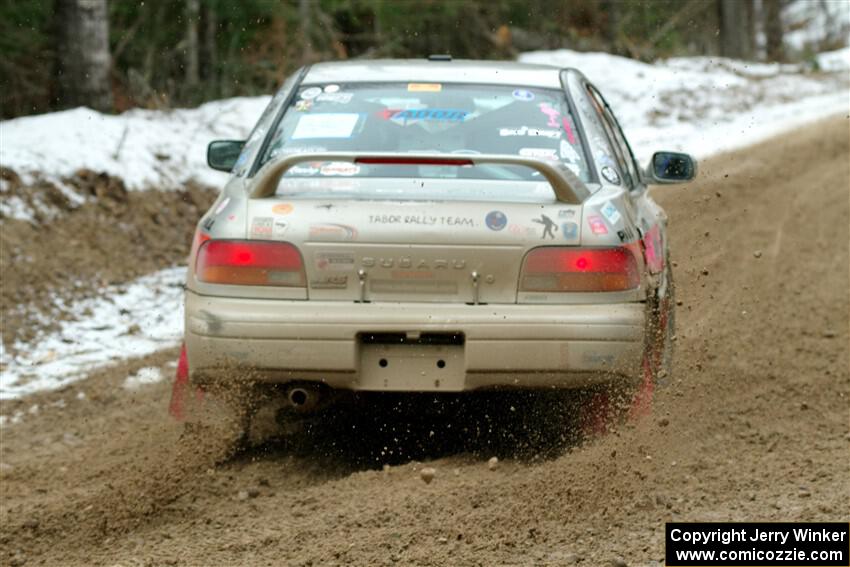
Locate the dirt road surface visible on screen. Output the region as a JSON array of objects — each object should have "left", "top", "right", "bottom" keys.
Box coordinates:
[{"left": 1, "top": 117, "right": 848, "bottom": 566}]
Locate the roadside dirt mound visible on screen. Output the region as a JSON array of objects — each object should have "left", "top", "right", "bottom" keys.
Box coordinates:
[
  {"left": 0, "top": 116, "right": 847, "bottom": 566},
  {"left": 0, "top": 169, "right": 214, "bottom": 351}
]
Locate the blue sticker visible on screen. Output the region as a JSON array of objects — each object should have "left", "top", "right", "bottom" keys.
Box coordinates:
[
  {"left": 512, "top": 89, "right": 535, "bottom": 102},
  {"left": 382, "top": 108, "right": 469, "bottom": 123},
  {"left": 562, "top": 222, "right": 578, "bottom": 239},
  {"left": 485, "top": 210, "right": 508, "bottom": 231}
]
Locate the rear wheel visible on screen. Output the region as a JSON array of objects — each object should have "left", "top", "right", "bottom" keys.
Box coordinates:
[{"left": 578, "top": 259, "right": 676, "bottom": 434}]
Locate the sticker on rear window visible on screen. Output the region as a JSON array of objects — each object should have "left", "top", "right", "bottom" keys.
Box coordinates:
[
  {"left": 320, "top": 162, "right": 360, "bottom": 176},
  {"left": 300, "top": 87, "right": 322, "bottom": 100},
  {"left": 408, "top": 83, "right": 442, "bottom": 92},
  {"left": 519, "top": 148, "right": 558, "bottom": 160},
  {"left": 499, "top": 127, "right": 560, "bottom": 139},
  {"left": 316, "top": 92, "right": 353, "bottom": 104},
  {"left": 291, "top": 113, "right": 359, "bottom": 139},
  {"left": 380, "top": 108, "right": 468, "bottom": 124}
]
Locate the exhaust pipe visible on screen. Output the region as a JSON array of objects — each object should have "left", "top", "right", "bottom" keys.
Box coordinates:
[{"left": 285, "top": 385, "right": 321, "bottom": 413}]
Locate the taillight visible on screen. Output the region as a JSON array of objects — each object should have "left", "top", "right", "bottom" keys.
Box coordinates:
[
  {"left": 195, "top": 240, "right": 305, "bottom": 287},
  {"left": 520, "top": 247, "right": 640, "bottom": 292}
]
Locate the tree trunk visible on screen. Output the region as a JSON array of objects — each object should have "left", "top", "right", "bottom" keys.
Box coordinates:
[
  {"left": 299, "top": 0, "right": 313, "bottom": 64},
  {"left": 55, "top": 0, "right": 113, "bottom": 111},
  {"left": 764, "top": 0, "right": 785, "bottom": 62},
  {"left": 717, "top": 0, "right": 752, "bottom": 59},
  {"left": 602, "top": 0, "right": 620, "bottom": 53},
  {"left": 185, "top": 0, "right": 200, "bottom": 88},
  {"left": 202, "top": 3, "right": 218, "bottom": 95}
]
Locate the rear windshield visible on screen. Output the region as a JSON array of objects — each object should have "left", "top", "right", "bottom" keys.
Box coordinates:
[{"left": 259, "top": 82, "right": 591, "bottom": 185}]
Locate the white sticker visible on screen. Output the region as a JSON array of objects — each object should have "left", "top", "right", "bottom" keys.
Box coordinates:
[
  {"left": 320, "top": 162, "right": 360, "bottom": 176},
  {"left": 214, "top": 197, "right": 231, "bottom": 215},
  {"left": 291, "top": 113, "right": 359, "bottom": 140},
  {"left": 323, "top": 84, "right": 340, "bottom": 93},
  {"left": 601, "top": 165, "right": 621, "bottom": 185},
  {"left": 316, "top": 92, "right": 353, "bottom": 104},
  {"left": 315, "top": 252, "right": 355, "bottom": 271},
  {"left": 600, "top": 201, "right": 622, "bottom": 225},
  {"left": 290, "top": 164, "right": 321, "bottom": 176},
  {"left": 300, "top": 87, "right": 322, "bottom": 100},
  {"left": 559, "top": 139, "right": 580, "bottom": 161},
  {"left": 512, "top": 89, "right": 535, "bottom": 101},
  {"left": 519, "top": 147, "right": 558, "bottom": 160},
  {"left": 273, "top": 219, "right": 289, "bottom": 238},
  {"left": 499, "top": 127, "right": 560, "bottom": 139}
]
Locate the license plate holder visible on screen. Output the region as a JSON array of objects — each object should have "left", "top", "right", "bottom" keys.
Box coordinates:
[{"left": 358, "top": 344, "right": 465, "bottom": 391}]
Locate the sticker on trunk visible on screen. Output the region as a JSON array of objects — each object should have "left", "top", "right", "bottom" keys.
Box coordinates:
[
  {"left": 561, "top": 222, "right": 579, "bottom": 239},
  {"left": 251, "top": 217, "right": 273, "bottom": 237},
  {"left": 600, "top": 201, "right": 622, "bottom": 225},
  {"left": 308, "top": 223, "right": 358, "bottom": 241},
  {"left": 314, "top": 252, "right": 356, "bottom": 271},
  {"left": 485, "top": 210, "right": 508, "bottom": 231},
  {"left": 587, "top": 215, "right": 608, "bottom": 235},
  {"left": 309, "top": 275, "right": 348, "bottom": 289},
  {"left": 214, "top": 197, "right": 231, "bottom": 215},
  {"left": 273, "top": 219, "right": 289, "bottom": 238},
  {"left": 272, "top": 203, "right": 294, "bottom": 215}
]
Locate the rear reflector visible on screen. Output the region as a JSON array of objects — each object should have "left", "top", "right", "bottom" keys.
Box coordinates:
[
  {"left": 520, "top": 247, "right": 640, "bottom": 292},
  {"left": 196, "top": 240, "right": 305, "bottom": 287}
]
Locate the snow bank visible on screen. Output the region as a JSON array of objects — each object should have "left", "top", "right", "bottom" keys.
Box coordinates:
[
  {"left": 0, "top": 97, "right": 269, "bottom": 192},
  {"left": 816, "top": 46, "right": 850, "bottom": 72},
  {"left": 0, "top": 268, "right": 184, "bottom": 399},
  {"left": 519, "top": 49, "right": 849, "bottom": 163}
]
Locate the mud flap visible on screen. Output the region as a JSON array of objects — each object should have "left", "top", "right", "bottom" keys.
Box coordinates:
[{"left": 168, "top": 343, "right": 203, "bottom": 421}]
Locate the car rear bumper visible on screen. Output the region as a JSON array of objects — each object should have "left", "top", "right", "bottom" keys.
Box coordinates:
[{"left": 185, "top": 291, "right": 646, "bottom": 391}]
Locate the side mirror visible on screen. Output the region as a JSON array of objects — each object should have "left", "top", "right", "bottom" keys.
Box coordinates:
[
  {"left": 645, "top": 151, "right": 697, "bottom": 184},
  {"left": 207, "top": 140, "right": 246, "bottom": 172}
]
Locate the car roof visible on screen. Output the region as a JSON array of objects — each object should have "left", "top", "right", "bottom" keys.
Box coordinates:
[{"left": 302, "top": 59, "right": 565, "bottom": 89}]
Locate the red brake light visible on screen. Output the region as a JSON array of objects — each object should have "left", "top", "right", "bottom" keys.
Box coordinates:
[
  {"left": 196, "top": 240, "right": 305, "bottom": 287},
  {"left": 520, "top": 247, "right": 640, "bottom": 292}
]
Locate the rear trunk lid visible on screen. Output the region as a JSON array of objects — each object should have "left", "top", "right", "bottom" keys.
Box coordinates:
[{"left": 246, "top": 192, "right": 583, "bottom": 303}]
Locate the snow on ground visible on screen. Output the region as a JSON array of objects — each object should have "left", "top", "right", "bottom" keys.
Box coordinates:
[
  {"left": 0, "top": 267, "right": 184, "bottom": 400},
  {"left": 0, "top": 96, "right": 269, "bottom": 192},
  {"left": 518, "top": 50, "right": 849, "bottom": 163},
  {"left": 123, "top": 366, "right": 165, "bottom": 390},
  {"left": 1, "top": 48, "right": 848, "bottom": 400}
]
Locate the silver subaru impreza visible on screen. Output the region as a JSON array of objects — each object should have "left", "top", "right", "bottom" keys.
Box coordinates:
[{"left": 174, "top": 57, "right": 696, "bottom": 429}]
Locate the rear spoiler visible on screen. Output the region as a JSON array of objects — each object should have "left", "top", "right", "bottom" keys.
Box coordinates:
[{"left": 249, "top": 152, "right": 590, "bottom": 204}]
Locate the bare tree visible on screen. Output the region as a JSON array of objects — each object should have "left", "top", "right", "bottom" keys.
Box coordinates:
[
  {"left": 717, "top": 0, "right": 753, "bottom": 59},
  {"left": 763, "top": 0, "right": 785, "bottom": 61},
  {"left": 186, "top": 0, "right": 200, "bottom": 88},
  {"left": 55, "top": 0, "right": 113, "bottom": 111}
]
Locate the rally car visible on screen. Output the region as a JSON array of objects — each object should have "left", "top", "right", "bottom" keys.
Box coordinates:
[{"left": 170, "top": 57, "right": 696, "bottom": 434}]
